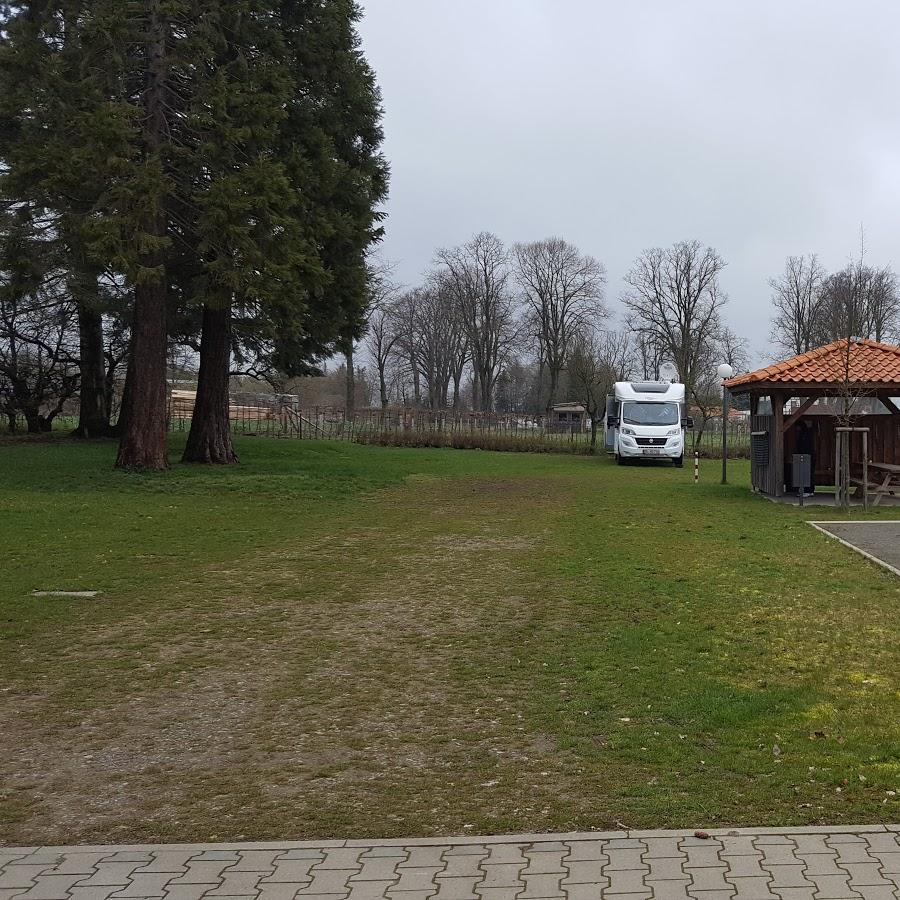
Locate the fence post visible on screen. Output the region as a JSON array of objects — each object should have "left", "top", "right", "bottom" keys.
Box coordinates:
[{"left": 694, "top": 451, "right": 700, "bottom": 484}]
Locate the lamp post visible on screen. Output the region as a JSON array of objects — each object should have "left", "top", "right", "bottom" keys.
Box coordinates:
[{"left": 717, "top": 363, "right": 734, "bottom": 484}]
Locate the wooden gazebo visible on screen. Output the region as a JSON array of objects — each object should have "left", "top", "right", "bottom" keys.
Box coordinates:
[{"left": 724, "top": 339, "right": 900, "bottom": 497}]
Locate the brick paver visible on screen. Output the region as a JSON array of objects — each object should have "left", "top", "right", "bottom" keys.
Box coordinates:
[{"left": 3, "top": 827, "right": 900, "bottom": 900}]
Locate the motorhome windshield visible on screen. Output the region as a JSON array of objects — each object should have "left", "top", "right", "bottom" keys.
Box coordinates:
[{"left": 622, "top": 401, "right": 679, "bottom": 426}]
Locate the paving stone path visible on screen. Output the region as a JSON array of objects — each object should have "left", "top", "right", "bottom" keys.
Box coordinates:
[{"left": 3, "top": 826, "right": 900, "bottom": 900}]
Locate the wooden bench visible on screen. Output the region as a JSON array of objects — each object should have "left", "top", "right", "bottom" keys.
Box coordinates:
[
  {"left": 852, "top": 462, "right": 900, "bottom": 506},
  {"left": 868, "top": 462, "right": 900, "bottom": 506}
]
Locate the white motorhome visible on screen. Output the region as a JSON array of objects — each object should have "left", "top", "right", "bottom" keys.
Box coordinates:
[{"left": 605, "top": 381, "right": 692, "bottom": 467}]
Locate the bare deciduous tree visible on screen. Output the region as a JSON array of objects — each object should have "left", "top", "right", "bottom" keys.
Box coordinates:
[
  {"left": 513, "top": 237, "right": 607, "bottom": 414},
  {"left": 435, "top": 232, "right": 517, "bottom": 412},
  {"left": 690, "top": 325, "right": 751, "bottom": 446},
  {"left": 390, "top": 289, "right": 424, "bottom": 405},
  {"left": 622, "top": 240, "right": 727, "bottom": 409},
  {"left": 769, "top": 254, "right": 825, "bottom": 355},
  {"left": 411, "top": 284, "right": 461, "bottom": 408},
  {"left": 0, "top": 281, "right": 79, "bottom": 433},
  {"left": 368, "top": 305, "right": 399, "bottom": 409},
  {"left": 567, "top": 328, "right": 632, "bottom": 452},
  {"left": 718, "top": 325, "right": 751, "bottom": 372},
  {"left": 866, "top": 266, "right": 900, "bottom": 342},
  {"left": 625, "top": 313, "right": 666, "bottom": 380},
  {"left": 815, "top": 262, "right": 899, "bottom": 345},
  {"left": 360, "top": 262, "right": 401, "bottom": 409}
]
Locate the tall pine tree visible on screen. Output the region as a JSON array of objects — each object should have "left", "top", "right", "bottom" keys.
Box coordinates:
[
  {"left": 0, "top": 1, "right": 136, "bottom": 439},
  {"left": 181, "top": 0, "right": 387, "bottom": 462},
  {"left": 0, "top": 0, "right": 387, "bottom": 467}
]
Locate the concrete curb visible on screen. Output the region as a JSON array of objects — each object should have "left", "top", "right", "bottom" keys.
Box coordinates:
[{"left": 14, "top": 823, "right": 894, "bottom": 854}]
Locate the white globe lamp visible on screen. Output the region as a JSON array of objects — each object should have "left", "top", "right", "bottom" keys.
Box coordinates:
[{"left": 717, "top": 363, "right": 735, "bottom": 483}]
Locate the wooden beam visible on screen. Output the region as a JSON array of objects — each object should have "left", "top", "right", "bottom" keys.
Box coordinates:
[
  {"left": 782, "top": 397, "right": 816, "bottom": 433},
  {"left": 877, "top": 392, "right": 900, "bottom": 416},
  {"left": 773, "top": 393, "right": 785, "bottom": 497}
]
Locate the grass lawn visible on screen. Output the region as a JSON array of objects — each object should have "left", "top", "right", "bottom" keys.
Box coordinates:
[{"left": 2, "top": 435, "right": 900, "bottom": 846}]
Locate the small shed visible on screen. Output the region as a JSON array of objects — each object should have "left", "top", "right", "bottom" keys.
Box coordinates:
[
  {"left": 724, "top": 339, "right": 900, "bottom": 497},
  {"left": 550, "top": 401, "right": 588, "bottom": 432}
]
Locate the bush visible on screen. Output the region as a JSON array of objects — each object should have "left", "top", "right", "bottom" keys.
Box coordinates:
[{"left": 355, "top": 428, "right": 597, "bottom": 455}]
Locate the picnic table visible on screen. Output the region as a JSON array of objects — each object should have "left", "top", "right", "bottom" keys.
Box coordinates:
[{"left": 860, "top": 461, "right": 900, "bottom": 506}]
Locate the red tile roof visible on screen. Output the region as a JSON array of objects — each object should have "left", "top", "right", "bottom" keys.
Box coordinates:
[{"left": 725, "top": 339, "right": 900, "bottom": 389}]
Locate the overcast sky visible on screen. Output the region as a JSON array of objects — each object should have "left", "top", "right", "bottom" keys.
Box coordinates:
[{"left": 356, "top": 0, "right": 900, "bottom": 365}]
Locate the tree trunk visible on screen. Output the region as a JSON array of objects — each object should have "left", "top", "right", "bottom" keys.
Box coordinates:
[
  {"left": 589, "top": 417, "right": 598, "bottom": 453},
  {"left": 546, "top": 367, "right": 559, "bottom": 417},
  {"left": 411, "top": 357, "right": 421, "bottom": 406},
  {"left": 378, "top": 365, "right": 388, "bottom": 408},
  {"left": 113, "top": 350, "right": 134, "bottom": 437},
  {"left": 106, "top": 355, "right": 122, "bottom": 426},
  {"left": 21, "top": 406, "right": 53, "bottom": 433},
  {"left": 537, "top": 357, "right": 545, "bottom": 412},
  {"left": 23, "top": 406, "right": 41, "bottom": 434},
  {"left": 74, "top": 302, "right": 110, "bottom": 437},
  {"left": 480, "top": 369, "right": 492, "bottom": 413},
  {"left": 115, "top": 1, "right": 169, "bottom": 471},
  {"left": 115, "top": 276, "right": 168, "bottom": 469},
  {"left": 345, "top": 345, "right": 355, "bottom": 415},
  {"left": 183, "top": 303, "right": 237, "bottom": 464}
]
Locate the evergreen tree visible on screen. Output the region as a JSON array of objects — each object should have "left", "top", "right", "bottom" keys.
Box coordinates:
[
  {"left": 0, "top": 1, "right": 136, "bottom": 439},
  {"left": 177, "top": 1, "right": 304, "bottom": 464},
  {"left": 0, "top": 0, "right": 388, "bottom": 468},
  {"left": 273, "top": 0, "right": 388, "bottom": 375},
  {"left": 182, "top": 0, "right": 387, "bottom": 459}
]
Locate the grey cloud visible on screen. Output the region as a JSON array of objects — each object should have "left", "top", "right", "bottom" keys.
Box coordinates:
[{"left": 358, "top": 0, "right": 900, "bottom": 362}]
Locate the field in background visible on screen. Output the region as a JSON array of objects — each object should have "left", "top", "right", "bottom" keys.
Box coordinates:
[{"left": 3, "top": 436, "right": 899, "bottom": 847}]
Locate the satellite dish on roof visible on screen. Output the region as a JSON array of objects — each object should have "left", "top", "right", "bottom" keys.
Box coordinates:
[{"left": 659, "top": 362, "right": 679, "bottom": 383}]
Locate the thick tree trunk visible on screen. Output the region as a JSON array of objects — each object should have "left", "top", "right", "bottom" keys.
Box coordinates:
[
  {"left": 480, "top": 369, "right": 492, "bottom": 413},
  {"left": 74, "top": 302, "right": 110, "bottom": 437},
  {"left": 183, "top": 304, "right": 237, "bottom": 464},
  {"left": 115, "top": 277, "right": 168, "bottom": 469},
  {"left": 23, "top": 407, "right": 41, "bottom": 434},
  {"left": 115, "top": 1, "right": 169, "bottom": 471},
  {"left": 22, "top": 407, "right": 52, "bottom": 433}
]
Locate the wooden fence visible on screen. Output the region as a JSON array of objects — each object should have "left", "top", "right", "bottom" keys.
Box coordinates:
[{"left": 166, "top": 394, "right": 751, "bottom": 458}]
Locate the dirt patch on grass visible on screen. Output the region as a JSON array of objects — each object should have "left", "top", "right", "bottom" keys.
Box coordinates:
[{"left": 0, "top": 475, "right": 587, "bottom": 845}]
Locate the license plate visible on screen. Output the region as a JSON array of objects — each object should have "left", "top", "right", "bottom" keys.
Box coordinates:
[{"left": 643, "top": 448, "right": 663, "bottom": 455}]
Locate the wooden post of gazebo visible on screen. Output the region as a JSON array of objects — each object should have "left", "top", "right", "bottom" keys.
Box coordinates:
[{"left": 835, "top": 427, "right": 870, "bottom": 509}]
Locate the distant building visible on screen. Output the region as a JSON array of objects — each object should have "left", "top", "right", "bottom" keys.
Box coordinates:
[{"left": 550, "top": 402, "right": 588, "bottom": 431}]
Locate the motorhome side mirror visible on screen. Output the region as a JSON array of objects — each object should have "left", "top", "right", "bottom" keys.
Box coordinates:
[
  {"left": 684, "top": 416, "right": 695, "bottom": 430},
  {"left": 607, "top": 416, "right": 619, "bottom": 429}
]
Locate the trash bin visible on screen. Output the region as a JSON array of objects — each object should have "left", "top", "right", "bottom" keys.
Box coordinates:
[{"left": 792, "top": 453, "right": 811, "bottom": 503}]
